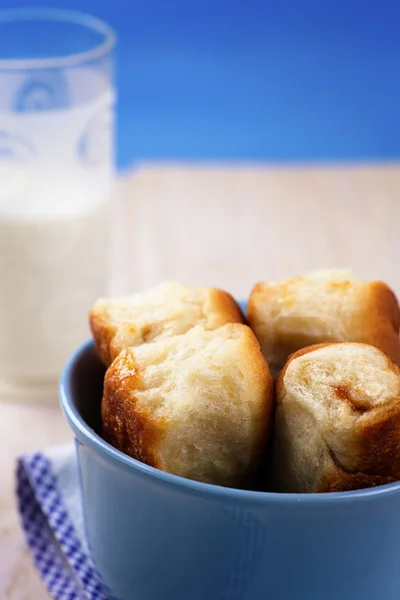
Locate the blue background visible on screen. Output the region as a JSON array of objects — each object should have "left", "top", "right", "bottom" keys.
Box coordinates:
[{"left": 2, "top": 0, "right": 400, "bottom": 170}]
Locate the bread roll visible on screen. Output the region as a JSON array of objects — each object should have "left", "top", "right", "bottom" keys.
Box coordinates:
[
  {"left": 271, "top": 342, "right": 400, "bottom": 493},
  {"left": 248, "top": 269, "right": 400, "bottom": 375},
  {"left": 102, "top": 323, "right": 273, "bottom": 487},
  {"left": 90, "top": 281, "right": 243, "bottom": 366}
]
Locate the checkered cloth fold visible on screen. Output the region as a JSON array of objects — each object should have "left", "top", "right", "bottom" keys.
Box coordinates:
[{"left": 16, "top": 447, "right": 108, "bottom": 600}]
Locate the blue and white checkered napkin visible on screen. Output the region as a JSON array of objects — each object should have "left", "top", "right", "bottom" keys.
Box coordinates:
[{"left": 16, "top": 445, "right": 108, "bottom": 600}]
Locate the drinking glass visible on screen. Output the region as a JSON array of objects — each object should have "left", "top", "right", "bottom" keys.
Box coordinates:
[{"left": 0, "top": 9, "right": 116, "bottom": 402}]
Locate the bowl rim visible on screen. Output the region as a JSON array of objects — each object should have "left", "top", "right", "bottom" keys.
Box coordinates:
[{"left": 60, "top": 338, "right": 400, "bottom": 506}]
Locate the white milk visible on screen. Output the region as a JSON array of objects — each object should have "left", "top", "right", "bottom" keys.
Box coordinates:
[
  {"left": 0, "top": 198, "right": 109, "bottom": 383},
  {"left": 0, "top": 75, "right": 114, "bottom": 400}
]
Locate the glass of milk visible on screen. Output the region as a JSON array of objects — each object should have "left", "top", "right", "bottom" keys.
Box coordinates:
[{"left": 0, "top": 9, "right": 115, "bottom": 402}]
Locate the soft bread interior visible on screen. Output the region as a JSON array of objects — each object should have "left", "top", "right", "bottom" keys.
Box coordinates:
[
  {"left": 274, "top": 343, "right": 400, "bottom": 491},
  {"left": 249, "top": 270, "right": 371, "bottom": 374},
  {"left": 287, "top": 343, "right": 399, "bottom": 416},
  {"left": 266, "top": 270, "right": 361, "bottom": 340},
  {"left": 91, "top": 281, "right": 242, "bottom": 365},
  {"left": 134, "top": 326, "right": 267, "bottom": 484},
  {"left": 105, "top": 324, "right": 271, "bottom": 486},
  {"left": 95, "top": 282, "right": 225, "bottom": 341}
]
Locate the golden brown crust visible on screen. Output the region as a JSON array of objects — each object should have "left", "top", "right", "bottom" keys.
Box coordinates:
[
  {"left": 209, "top": 288, "right": 245, "bottom": 324},
  {"left": 356, "top": 406, "right": 400, "bottom": 477},
  {"left": 359, "top": 281, "right": 400, "bottom": 365},
  {"left": 89, "top": 310, "right": 117, "bottom": 367},
  {"left": 101, "top": 348, "right": 165, "bottom": 468},
  {"left": 317, "top": 465, "right": 397, "bottom": 493}
]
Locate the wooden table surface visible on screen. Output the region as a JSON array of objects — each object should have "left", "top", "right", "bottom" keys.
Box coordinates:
[{"left": 2, "top": 162, "right": 400, "bottom": 598}]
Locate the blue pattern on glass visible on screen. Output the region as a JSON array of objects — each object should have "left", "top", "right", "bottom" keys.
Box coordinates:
[
  {"left": 14, "top": 70, "right": 69, "bottom": 112},
  {"left": 0, "top": 130, "right": 35, "bottom": 161},
  {"left": 77, "top": 104, "right": 112, "bottom": 167}
]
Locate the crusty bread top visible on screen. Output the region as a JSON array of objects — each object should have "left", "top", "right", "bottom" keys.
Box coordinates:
[
  {"left": 248, "top": 269, "right": 400, "bottom": 374},
  {"left": 90, "top": 281, "right": 243, "bottom": 366},
  {"left": 102, "top": 323, "right": 273, "bottom": 487},
  {"left": 276, "top": 342, "right": 400, "bottom": 485},
  {"left": 270, "top": 268, "right": 361, "bottom": 286}
]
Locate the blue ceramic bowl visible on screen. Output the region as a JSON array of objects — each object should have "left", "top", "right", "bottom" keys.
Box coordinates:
[{"left": 60, "top": 338, "right": 400, "bottom": 600}]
